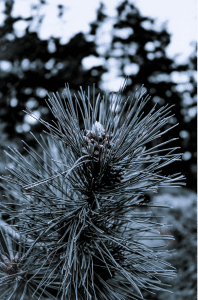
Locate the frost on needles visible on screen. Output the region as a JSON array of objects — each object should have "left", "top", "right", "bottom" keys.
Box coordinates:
[{"left": 0, "top": 80, "right": 185, "bottom": 300}]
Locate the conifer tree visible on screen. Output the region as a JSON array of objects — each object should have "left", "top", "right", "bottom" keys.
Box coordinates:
[
  {"left": 89, "top": 0, "right": 196, "bottom": 190},
  {"left": 0, "top": 80, "right": 184, "bottom": 299},
  {"left": 0, "top": 0, "right": 105, "bottom": 153}
]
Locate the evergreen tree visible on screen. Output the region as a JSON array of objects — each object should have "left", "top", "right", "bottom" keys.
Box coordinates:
[
  {"left": 0, "top": 0, "right": 195, "bottom": 189},
  {"left": 0, "top": 81, "right": 184, "bottom": 299},
  {"left": 174, "top": 45, "right": 197, "bottom": 190},
  {"left": 88, "top": 0, "right": 196, "bottom": 190},
  {"left": 0, "top": 0, "right": 105, "bottom": 154}
]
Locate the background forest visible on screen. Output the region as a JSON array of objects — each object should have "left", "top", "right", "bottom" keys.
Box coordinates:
[{"left": 0, "top": 0, "right": 196, "bottom": 299}]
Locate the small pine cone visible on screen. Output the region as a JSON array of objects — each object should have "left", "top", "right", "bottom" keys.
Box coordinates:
[{"left": 81, "top": 128, "right": 120, "bottom": 183}]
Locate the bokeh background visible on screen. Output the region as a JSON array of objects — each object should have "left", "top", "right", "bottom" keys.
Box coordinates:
[{"left": 0, "top": 0, "right": 196, "bottom": 299}]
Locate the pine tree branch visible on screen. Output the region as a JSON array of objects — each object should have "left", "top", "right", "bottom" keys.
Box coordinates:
[{"left": 0, "top": 218, "right": 46, "bottom": 248}]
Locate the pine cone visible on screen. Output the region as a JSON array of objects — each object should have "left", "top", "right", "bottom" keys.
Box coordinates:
[{"left": 82, "top": 128, "right": 125, "bottom": 189}]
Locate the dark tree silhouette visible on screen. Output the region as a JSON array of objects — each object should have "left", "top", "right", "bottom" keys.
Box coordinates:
[
  {"left": 0, "top": 0, "right": 106, "bottom": 154},
  {"left": 87, "top": 1, "right": 196, "bottom": 190},
  {"left": 0, "top": 0, "right": 196, "bottom": 191}
]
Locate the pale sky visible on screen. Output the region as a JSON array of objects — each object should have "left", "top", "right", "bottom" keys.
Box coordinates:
[
  {"left": 0, "top": 0, "right": 196, "bottom": 158},
  {"left": 133, "top": 0, "right": 197, "bottom": 63},
  {"left": 5, "top": 0, "right": 196, "bottom": 61},
  {"left": 0, "top": 0, "right": 196, "bottom": 91}
]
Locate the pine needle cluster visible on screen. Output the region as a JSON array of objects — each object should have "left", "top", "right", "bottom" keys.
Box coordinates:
[{"left": 0, "top": 80, "right": 184, "bottom": 300}]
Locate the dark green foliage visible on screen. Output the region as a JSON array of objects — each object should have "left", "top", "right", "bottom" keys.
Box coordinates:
[
  {"left": 90, "top": 1, "right": 196, "bottom": 190},
  {"left": 0, "top": 0, "right": 106, "bottom": 156},
  {"left": 142, "top": 188, "right": 196, "bottom": 300},
  {"left": 0, "top": 81, "right": 184, "bottom": 299},
  {"left": 0, "top": 0, "right": 195, "bottom": 191},
  {"left": 0, "top": 226, "right": 55, "bottom": 300}
]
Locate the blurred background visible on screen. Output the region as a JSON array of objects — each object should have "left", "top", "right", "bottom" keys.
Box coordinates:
[{"left": 0, "top": 0, "right": 196, "bottom": 299}]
